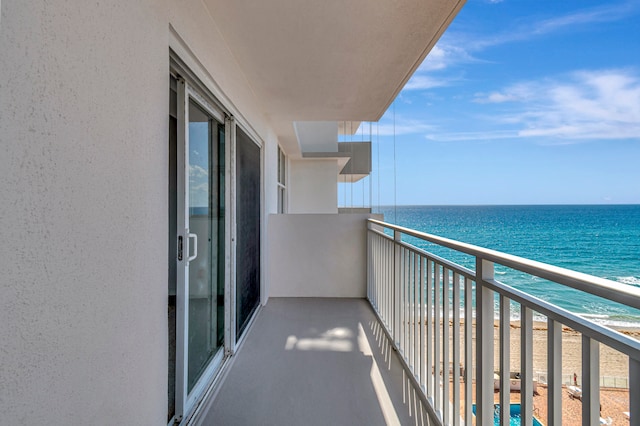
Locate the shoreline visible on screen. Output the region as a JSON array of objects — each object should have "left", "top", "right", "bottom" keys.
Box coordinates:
[
  {"left": 507, "top": 319, "right": 636, "bottom": 379},
  {"left": 451, "top": 319, "right": 638, "bottom": 379}
]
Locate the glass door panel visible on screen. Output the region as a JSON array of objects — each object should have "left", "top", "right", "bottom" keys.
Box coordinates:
[{"left": 186, "top": 100, "right": 225, "bottom": 392}]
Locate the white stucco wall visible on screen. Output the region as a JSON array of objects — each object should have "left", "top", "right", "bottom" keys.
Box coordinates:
[
  {"left": 288, "top": 159, "right": 339, "bottom": 214},
  {"left": 0, "top": 1, "right": 168, "bottom": 424},
  {"left": 268, "top": 214, "right": 381, "bottom": 298},
  {"left": 0, "top": 0, "right": 280, "bottom": 424}
]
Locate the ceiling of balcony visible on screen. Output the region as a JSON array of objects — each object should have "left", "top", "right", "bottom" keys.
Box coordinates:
[{"left": 202, "top": 0, "right": 465, "bottom": 154}]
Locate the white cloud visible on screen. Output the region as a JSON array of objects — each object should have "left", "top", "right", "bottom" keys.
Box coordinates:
[
  {"left": 474, "top": 83, "right": 536, "bottom": 104},
  {"left": 448, "top": 69, "right": 640, "bottom": 143},
  {"left": 406, "top": 3, "right": 638, "bottom": 93},
  {"left": 374, "top": 118, "right": 437, "bottom": 136},
  {"left": 424, "top": 129, "right": 518, "bottom": 142},
  {"left": 417, "top": 45, "right": 480, "bottom": 73},
  {"left": 415, "top": 1, "right": 639, "bottom": 73},
  {"left": 518, "top": 70, "right": 640, "bottom": 140},
  {"left": 404, "top": 75, "right": 455, "bottom": 91},
  {"left": 467, "top": 2, "right": 638, "bottom": 51},
  {"left": 531, "top": 3, "right": 636, "bottom": 36},
  {"left": 403, "top": 43, "right": 481, "bottom": 91}
]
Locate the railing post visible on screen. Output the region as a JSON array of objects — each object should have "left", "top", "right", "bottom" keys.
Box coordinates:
[
  {"left": 434, "top": 263, "right": 442, "bottom": 418},
  {"left": 453, "top": 272, "right": 461, "bottom": 426},
  {"left": 367, "top": 224, "right": 371, "bottom": 303},
  {"left": 521, "top": 306, "right": 533, "bottom": 426},
  {"left": 426, "top": 260, "right": 434, "bottom": 400},
  {"left": 464, "top": 277, "right": 473, "bottom": 424},
  {"left": 548, "top": 319, "right": 562, "bottom": 425},
  {"left": 499, "top": 294, "right": 510, "bottom": 426},
  {"left": 630, "top": 358, "right": 640, "bottom": 424},
  {"left": 394, "top": 230, "right": 401, "bottom": 345},
  {"left": 443, "top": 268, "right": 450, "bottom": 426},
  {"left": 476, "top": 258, "right": 495, "bottom": 426},
  {"left": 419, "top": 256, "right": 425, "bottom": 392},
  {"left": 582, "top": 336, "right": 600, "bottom": 425}
]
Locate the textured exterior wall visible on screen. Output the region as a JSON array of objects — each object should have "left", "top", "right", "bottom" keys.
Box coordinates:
[
  {"left": 0, "top": 0, "right": 282, "bottom": 424},
  {"left": 268, "top": 214, "right": 381, "bottom": 298},
  {"left": 288, "top": 159, "right": 338, "bottom": 214},
  {"left": 0, "top": 1, "right": 169, "bottom": 424}
]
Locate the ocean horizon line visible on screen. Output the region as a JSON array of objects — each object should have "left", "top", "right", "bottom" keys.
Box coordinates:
[{"left": 371, "top": 203, "right": 640, "bottom": 208}]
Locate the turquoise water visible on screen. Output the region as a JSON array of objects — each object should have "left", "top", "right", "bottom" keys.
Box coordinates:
[
  {"left": 376, "top": 205, "right": 640, "bottom": 326},
  {"left": 472, "top": 404, "right": 543, "bottom": 426}
]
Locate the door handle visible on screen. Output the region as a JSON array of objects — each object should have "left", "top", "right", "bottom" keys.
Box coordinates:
[{"left": 187, "top": 233, "right": 198, "bottom": 262}]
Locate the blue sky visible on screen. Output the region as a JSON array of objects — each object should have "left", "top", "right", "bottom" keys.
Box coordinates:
[{"left": 340, "top": 0, "right": 640, "bottom": 206}]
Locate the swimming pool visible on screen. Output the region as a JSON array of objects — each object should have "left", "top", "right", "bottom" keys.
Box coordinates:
[{"left": 472, "top": 404, "right": 544, "bottom": 426}]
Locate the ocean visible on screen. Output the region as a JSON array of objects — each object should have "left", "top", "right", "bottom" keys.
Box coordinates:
[{"left": 375, "top": 205, "right": 640, "bottom": 327}]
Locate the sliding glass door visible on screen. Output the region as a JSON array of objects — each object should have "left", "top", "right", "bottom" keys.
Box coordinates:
[
  {"left": 170, "top": 75, "right": 227, "bottom": 422},
  {"left": 168, "top": 63, "right": 262, "bottom": 424},
  {"left": 184, "top": 98, "right": 225, "bottom": 392}
]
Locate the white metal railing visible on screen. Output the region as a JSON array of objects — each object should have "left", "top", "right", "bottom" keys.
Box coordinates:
[{"left": 366, "top": 219, "right": 640, "bottom": 426}]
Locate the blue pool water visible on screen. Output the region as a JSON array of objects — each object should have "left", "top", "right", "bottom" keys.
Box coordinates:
[{"left": 472, "top": 403, "right": 544, "bottom": 426}]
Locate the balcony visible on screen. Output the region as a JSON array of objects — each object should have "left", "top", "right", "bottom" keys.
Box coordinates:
[{"left": 197, "top": 217, "right": 640, "bottom": 426}]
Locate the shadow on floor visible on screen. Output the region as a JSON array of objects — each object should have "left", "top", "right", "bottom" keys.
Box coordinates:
[{"left": 196, "top": 298, "right": 432, "bottom": 426}]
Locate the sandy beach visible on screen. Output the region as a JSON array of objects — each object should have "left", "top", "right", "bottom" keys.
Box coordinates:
[
  {"left": 502, "top": 320, "right": 638, "bottom": 379},
  {"left": 453, "top": 319, "right": 639, "bottom": 424}
]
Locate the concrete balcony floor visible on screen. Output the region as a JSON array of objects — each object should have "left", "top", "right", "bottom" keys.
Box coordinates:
[{"left": 198, "top": 298, "right": 425, "bottom": 426}]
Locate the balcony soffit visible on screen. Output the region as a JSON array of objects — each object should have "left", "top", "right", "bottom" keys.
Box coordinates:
[{"left": 202, "top": 0, "right": 465, "bottom": 154}]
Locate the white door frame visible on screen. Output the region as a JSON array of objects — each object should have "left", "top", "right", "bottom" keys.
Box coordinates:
[{"left": 174, "top": 77, "right": 229, "bottom": 423}]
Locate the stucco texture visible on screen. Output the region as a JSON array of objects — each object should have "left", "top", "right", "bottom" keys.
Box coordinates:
[{"left": 0, "top": 0, "right": 168, "bottom": 423}]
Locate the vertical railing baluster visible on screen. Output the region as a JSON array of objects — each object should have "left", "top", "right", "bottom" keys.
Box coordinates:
[
  {"left": 521, "top": 306, "right": 533, "bottom": 426},
  {"left": 381, "top": 236, "right": 384, "bottom": 318},
  {"left": 415, "top": 253, "right": 420, "bottom": 379},
  {"left": 380, "top": 236, "right": 383, "bottom": 321},
  {"left": 379, "top": 236, "right": 382, "bottom": 319},
  {"left": 406, "top": 251, "right": 411, "bottom": 367},
  {"left": 464, "top": 277, "right": 473, "bottom": 424},
  {"left": 499, "top": 294, "right": 510, "bottom": 426},
  {"left": 443, "top": 268, "right": 450, "bottom": 425},
  {"left": 426, "top": 260, "right": 434, "bottom": 400},
  {"left": 410, "top": 251, "right": 414, "bottom": 368},
  {"left": 582, "top": 336, "right": 600, "bottom": 426},
  {"left": 379, "top": 235, "right": 382, "bottom": 310},
  {"left": 406, "top": 251, "right": 411, "bottom": 366},
  {"left": 477, "top": 259, "right": 495, "bottom": 426},
  {"left": 434, "top": 263, "right": 442, "bottom": 418},
  {"left": 452, "top": 272, "right": 461, "bottom": 426},
  {"left": 630, "top": 358, "right": 640, "bottom": 424},
  {"left": 405, "top": 249, "right": 409, "bottom": 362},
  {"left": 420, "top": 256, "right": 426, "bottom": 391},
  {"left": 382, "top": 237, "right": 386, "bottom": 325},
  {"left": 548, "top": 319, "right": 562, "bottom": 425},
  {"left": 405, "top": 248, "right": 410, "bottom": 358},
  {"left": 388, "top": 238, "right": 392, "bottom": 332},
  {"left": 399, "top": 248, "right": 407, "bottom": 359},
  {"left": 411, "top": 251, "right": 415, "bottom": 371},
  {"left": 367, "top": 230, "right": 370, "bottom": 302},
  {"left": 394, "top": 230, "right": 401, "bottom": 344},
  {"left": 373, "top": 233, "right": 377, "bottom": 307}
]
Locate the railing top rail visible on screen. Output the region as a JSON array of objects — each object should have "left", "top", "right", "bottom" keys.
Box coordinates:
[
  {"left": 368, "top": 218, "right": 640, "bottom": 310},
  {"left": 485, "top": 278, "right": 640, "bottom": 360}
]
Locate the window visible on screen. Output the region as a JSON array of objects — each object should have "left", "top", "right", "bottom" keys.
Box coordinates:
[{"left": 277, "top": 146, "right": 286, "bottom": 213}]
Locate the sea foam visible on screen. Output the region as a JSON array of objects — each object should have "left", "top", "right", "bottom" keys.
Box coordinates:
[{"left": 616, "top": 276, "right": 640, "bottom": 286}]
